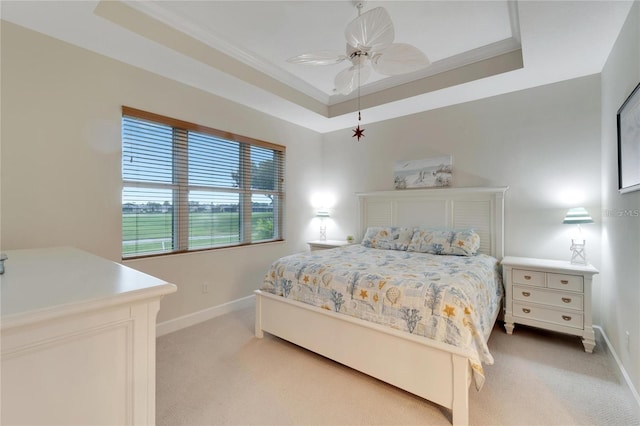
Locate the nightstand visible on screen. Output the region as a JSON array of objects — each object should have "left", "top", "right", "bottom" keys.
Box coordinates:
[
  {"left": 307, "top": 240, "right": 353, "bottom": 251},
  {"left": 502, "top": 256, "right": 599, "bottom": 353}
]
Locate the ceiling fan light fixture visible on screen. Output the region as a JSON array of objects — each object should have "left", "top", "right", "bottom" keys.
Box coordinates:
[
  {"left": 349, "top": 53, "right": 368, "bottom": 67},
  {"left": 286, "top": 2, "right": 430, "bottom": 140},
  {"left": 286, "top": 4, "right": 430, "bottom": 95}
]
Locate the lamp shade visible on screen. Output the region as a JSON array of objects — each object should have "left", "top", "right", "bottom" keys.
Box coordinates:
[
  {"left": 316, "top": 210, "right": 330, "bottom": 218},
  {"left": 562, "top": 207, "right": 594, "bottom": 224}
]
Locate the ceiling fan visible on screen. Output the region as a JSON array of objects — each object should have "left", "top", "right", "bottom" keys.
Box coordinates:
[{"left": 287, "top": 2, "right": 430, "bottom": 95}]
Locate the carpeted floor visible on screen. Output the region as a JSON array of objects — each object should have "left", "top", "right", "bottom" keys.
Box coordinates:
[{"left": 156, "top": 305, "right": 640, "bottom": 425}]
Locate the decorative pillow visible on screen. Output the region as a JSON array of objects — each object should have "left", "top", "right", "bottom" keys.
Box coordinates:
[
  {"left": 361, "top": 226, "right": 414, "bottom": 251},
  {"left": 407, "top": 228, "right": 480, "bottom": 256}
]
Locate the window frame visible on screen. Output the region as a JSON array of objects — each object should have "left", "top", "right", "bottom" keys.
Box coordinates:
[{"left": 121, "top": 106, "right": 285, "bottom": 259}]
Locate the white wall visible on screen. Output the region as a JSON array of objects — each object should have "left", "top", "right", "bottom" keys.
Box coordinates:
[
  {"left": 0, "top": 21, "right": 323, "bottom": 322},
  {"left": 321, "top": 76, "right": 603, "bottom": 322},
  {"left": 600, "top": 2, "right": 640, "bottom": 398}
]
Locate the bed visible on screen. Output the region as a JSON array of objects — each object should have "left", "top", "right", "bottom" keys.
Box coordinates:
[{"left": 254, "top": 187, "right": 507, "bottom": 425}]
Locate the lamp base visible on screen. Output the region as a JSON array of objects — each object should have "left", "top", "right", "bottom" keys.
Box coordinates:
[
  {"left": 319, "top": 224, "right": 327, "bottom": 241},
  {"left": 570, "top": 239, "right": 587, "bottom": 265}
]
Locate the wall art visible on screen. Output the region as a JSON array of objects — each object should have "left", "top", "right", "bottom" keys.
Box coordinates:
[
  {"left": 394, "top": 155, "right": 452, "bottom": 189},
  {"left": 617, "top": 82, "right": 640, "bottom": 194}
]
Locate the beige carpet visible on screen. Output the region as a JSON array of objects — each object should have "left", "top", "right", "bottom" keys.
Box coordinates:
[{"left": 156, "top": 305, "right": 640, "bottom": 425}]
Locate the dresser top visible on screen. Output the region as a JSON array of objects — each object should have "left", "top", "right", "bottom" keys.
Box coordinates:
[
  {"left": 1, "top": 247, "right": 177, "bottom": 328},
  {"left": 501, "top": 256, "right": 599, "bottom": 275}
]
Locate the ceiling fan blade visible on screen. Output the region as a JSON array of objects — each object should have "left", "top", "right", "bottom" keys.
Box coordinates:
[
  {"left": 334, "top": 65, "right": 372, "bottom": 95},
  {"left": 371, "top": 43, "right": 430, "bottom": 75},
  {"left": 345, "top": 7, "right": 394, "bottom": 52},
  {"left": 286, "top": 51, "right": 347, "bottom": 66}
]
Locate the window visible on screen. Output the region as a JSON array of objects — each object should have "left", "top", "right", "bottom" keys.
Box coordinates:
[{"left": 122, "top": 107, "right": 285, "bottom": 258}]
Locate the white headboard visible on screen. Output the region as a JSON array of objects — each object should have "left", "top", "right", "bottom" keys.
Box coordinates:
[{"left": 357, "top": 187, "right": 508, "bottom": 259}]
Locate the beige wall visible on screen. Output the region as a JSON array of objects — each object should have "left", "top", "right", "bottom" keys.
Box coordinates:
[
  {"left": 0, "top": 21, "right": 324, "bottom": 322},
  {"left": 600, "top": 2, "right": 640, "bottom": 399},
  {"left": 2, "top": 13, "right": 638, "bottom": 404}
]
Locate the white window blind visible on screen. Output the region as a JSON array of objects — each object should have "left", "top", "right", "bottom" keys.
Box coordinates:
[{"left": 122, "top": 107, "right": 285, "bottom": 258}]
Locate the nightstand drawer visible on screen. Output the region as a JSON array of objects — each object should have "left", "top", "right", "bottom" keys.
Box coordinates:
[
  {"left": 512, "top": 269, "right": 545, "bottom": 287},
  {"left": 547, "top": 273, "right": 583, "bottom": 292},
  {"left": 513, "top": 285, "right": 583, "bottom": 311},
  {"left": 513, "top": 302, "right": 584, "bottom": 329}
]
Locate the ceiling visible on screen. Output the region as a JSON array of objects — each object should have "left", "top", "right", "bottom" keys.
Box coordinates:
[{"left": 1, "top": 1, "right": 634, "bottom": 133}]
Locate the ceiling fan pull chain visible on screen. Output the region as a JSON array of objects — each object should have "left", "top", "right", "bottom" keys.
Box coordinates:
[{"left": 352, "top": 62, "right": 365, "bottom": 141}]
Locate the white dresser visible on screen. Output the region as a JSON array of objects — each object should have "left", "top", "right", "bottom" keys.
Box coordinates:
[
  {"left": 502, "top": 256, "right": 599, "bottom": 352},
  {"left": 0, "top": 247, "right": 177, "bottom": 425}
]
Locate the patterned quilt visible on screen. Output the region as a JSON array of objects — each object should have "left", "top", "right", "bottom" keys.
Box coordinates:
[{"left": 261, "top": 244, "right": 502, "bottom": 389}]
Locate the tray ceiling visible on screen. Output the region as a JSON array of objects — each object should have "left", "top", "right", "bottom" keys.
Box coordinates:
[{"left": 1, "top": 1, "right": 634, "bottom": 133}]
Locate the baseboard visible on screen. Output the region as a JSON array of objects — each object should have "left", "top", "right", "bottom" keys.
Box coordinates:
[
  {"left": 594, "top": 325, "right": 640, "bottom": 416},
  {"left": 156, "top": 294, "right": 255, "bottom": 337}
]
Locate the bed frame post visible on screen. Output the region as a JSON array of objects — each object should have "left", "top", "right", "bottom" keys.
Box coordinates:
[
  {"left": 254, "top": 291, "right": 264, "bottom": 338},
  {"left": 451, "top": 353, "right": 470, "bottom": 426}
]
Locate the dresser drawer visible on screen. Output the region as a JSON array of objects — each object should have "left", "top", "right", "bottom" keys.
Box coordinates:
[
  {"left": 512, "top": 269, "right": 545, "bottom": 287},
  {"left": 547, "top": 273, "right": 583, "bottom": 292},
  {"left": 513, "top": 302, "right": 584, "bottom": 329},
  {"left": 513, "top": 285, "right": 583, "bottom": 311}
]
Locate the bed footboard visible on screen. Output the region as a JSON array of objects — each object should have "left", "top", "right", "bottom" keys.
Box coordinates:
[{"left": 254, "top": 289, "right": 471, "bottom": 426}]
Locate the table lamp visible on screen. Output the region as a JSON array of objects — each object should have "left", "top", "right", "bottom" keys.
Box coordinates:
[
  {"left": 562, "top": 207, "right": 594, "bottom": 264},
  {"left": 316, "top": 210, "right": 330, "bottom": 241}
]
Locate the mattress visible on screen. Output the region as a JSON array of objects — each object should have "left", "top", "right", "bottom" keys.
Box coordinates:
[{"left": 261, "top": 244, "right": 502, "bottom": 389}]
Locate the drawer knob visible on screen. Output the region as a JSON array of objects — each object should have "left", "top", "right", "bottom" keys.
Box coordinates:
[
  {"left": 562, "top": 315, "right": 572, "bottom": 321},
  {"left": 524, "top": 275, "right": 532, "bottom": 280},
  {"left": 522, "top": 308, "right": 531, "bottom": 314},
  {"left": 561, "top": 279, "right": 569, "bottom": 285},
  {"left": 522, "top": 291, "right": 531, "bottom": 297},
  {"left": 562, "top": 297, "right": 572, "bottom": 303}
]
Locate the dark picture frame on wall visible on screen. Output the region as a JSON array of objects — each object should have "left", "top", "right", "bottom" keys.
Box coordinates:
[{"left": 617, "top": 82, "right": 640, "bottom": 194}]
